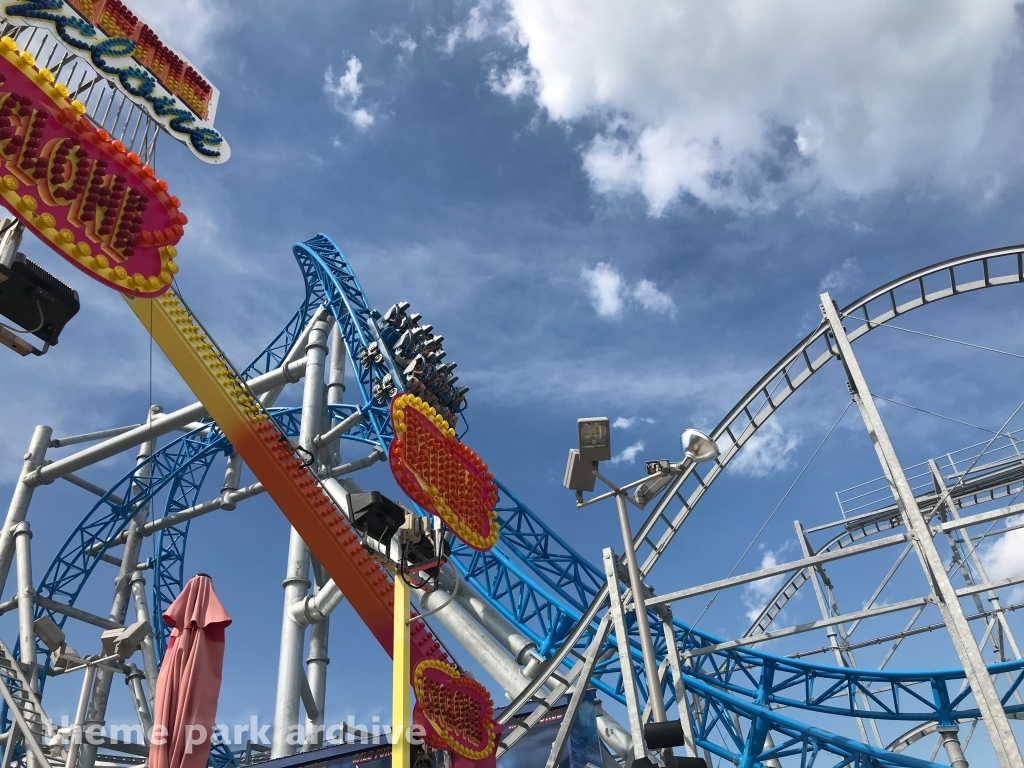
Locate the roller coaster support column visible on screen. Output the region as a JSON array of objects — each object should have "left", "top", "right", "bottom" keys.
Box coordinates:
[
  {"left": 129, "top": 571, "right": 160, "bottom": 712},
  {"left": 603, "top": 548, "right": 648, "bottom": 764},
  {"left": 821, "top": 292, "right": 1023, "bottom": 768},
  {"left": 938, "top": 727, "right": 969, "bottom": 768},
  {"left": 13, "top": 523, "right": 34, "bottom": 687},
  {"left": 81, "top": 428, "right": 158, "bottom": 768},
  {"left": 0, "top": 425, "right": 50, "bottom": 599},
  {"left": 612, "top": 488, "right": 669, "bottom": 726},
  {"left": 272, "top": 313, "right": 332, "bottom": 758},
  {"left": 302, "top": 326, "right": 347, "bottom": 752}
]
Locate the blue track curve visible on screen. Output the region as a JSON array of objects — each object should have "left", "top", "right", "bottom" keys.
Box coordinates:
[{"left": 27, "top": 236, "right": 1024, "bottom": 768}]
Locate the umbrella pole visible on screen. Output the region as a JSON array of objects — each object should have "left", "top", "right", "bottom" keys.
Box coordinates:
[{"left": 392, "top": 571, "right": 411, "bottom": 768}]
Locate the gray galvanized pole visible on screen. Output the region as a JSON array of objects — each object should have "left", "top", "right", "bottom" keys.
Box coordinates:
[
  {"left": 0, "top": 425, "right": 51, "bottom": 599},
  {"left": 301, "top": 327, "right": 346, "bottom": 752},
  {"left": 12, "top": 523, "right": 34, "bottom": 688},
  {"left": 302, "top": 602, "right": 330, "bottom": 752},
  {"left": 603, "top": 548, "right": 647, "bottom": 763},
  {"left": 129, "top": 572, "right": 160, "bottom": 712},
  {"left": 928, "top": 460, "right": 1022, "bottom": 661},
  {"left": 124, "top": 664, "right": 153, "bottom": 742},
  {"left": 65, "top": 665, "right": 96, "bottom": 768},
  {"left": 271, "top": 315, "right": 332, "bottom": 758},
  {"left": 793, "top": 520, "right": 877, "bottom": 746},
  {"left": 938, "top": 727, "right": 970, "bottom": 768},
  {"left": 543, "top": 614, "right": 613, "bottom": 768},
  {"left": 80, "top": 428, "right": 158, "bottom": 768},
  {"left": 614, "top": 492, "right": 668, "bottom": 724},
  {"left": 820, "top": 292, "right": 1023, "bottom": 768}
]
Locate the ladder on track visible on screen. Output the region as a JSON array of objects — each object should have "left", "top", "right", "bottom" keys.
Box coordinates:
[{"left": 0, "top": 638, "right": 61, "bottom": 768}]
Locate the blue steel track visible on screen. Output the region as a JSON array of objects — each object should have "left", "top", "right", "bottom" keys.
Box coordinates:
[{"left": 23, "top": 236, "right": 1024, "bottom": 768}]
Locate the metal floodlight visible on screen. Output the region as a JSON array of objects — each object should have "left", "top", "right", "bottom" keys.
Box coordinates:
[
  {"left": 100, "top": 620, "right": 151, "bottom": 661},
  {"left": 578, "top": 417, "right": 611, "bottom": 464},
  {"left": 563, "top": 448, "right": 596, "bottom": 492},
  {"left": 34, "top": 615, "right": 66, "bottom": 653},
  {"left": 681, "top": 429, "right": 719, "bottom": 463},
  {"left": 349, "top": 491, "right": 406, "bottom": 546}
]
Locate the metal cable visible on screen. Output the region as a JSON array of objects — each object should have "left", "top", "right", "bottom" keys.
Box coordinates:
[
  {"left": 683, "top": 399, "right": 854, "bottom": 636},
  {"left": 840, "top": 312, "right": 1024, "bottom": 360},
  {"left": 408, "top": 567, "right": 460, "bottom": 624},
  {"left": 874, "top": 394, "right": 1023, "bottom": 443}
]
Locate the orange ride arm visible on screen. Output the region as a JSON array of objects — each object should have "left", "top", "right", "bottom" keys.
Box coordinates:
[{"left": 124, "top": 291, "right": 448, "bottom": 667}]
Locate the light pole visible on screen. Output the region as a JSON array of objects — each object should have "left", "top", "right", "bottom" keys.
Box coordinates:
[{"left": 565, "top": 419, "right": 718, "bottom": 763}]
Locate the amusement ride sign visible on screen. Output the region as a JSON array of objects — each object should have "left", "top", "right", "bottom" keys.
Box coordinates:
[
  {"left": 389, "top": 393, "right": 501, "bottom": 551},
  {"left": 0, "top": 35, "right": 182, "bottom": 296},
  {"left": 2, "top": 0, "right": 228, "bottom": 162}
]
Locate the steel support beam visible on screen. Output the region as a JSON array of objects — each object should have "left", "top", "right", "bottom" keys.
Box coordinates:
[
  {"left": 80, "top": 428, "right": 157, "bottom": 768},
  {"left": 12, "top": 523, "right": 34, "bottom": 687},
  {"left": 271, "top": 315, "right": 331, "bottom": 758},
  {"left": 603, "top": 548, "right": 647, "bottom": 763},
  {"left": 820, "top": 291, "right": 1023, "bottom": 768},
  {"left": 30, "top": 358, "right": 309, "bottom": 486},
  {"left": 0, "top": 425, "right": 51, "bottom": 599}
]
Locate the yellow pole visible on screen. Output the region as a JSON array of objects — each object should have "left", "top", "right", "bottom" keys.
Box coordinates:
[{"left": 392, "top": 571, "right": 411, "bottom": 768}]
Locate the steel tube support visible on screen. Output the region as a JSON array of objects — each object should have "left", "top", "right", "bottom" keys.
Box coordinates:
[
  {"left": 0, "top": 425, "right": 51, "bottom": 599},
  {"left": 543, "top": 614, "right": 613, "bottom": 768},
  {"left": 938, "top": 727, "right": 970, "bottom": 768},
  {"left": 603, "top": 548, "right": 647, "bottom": 763},
  {"left": 302, "top": 608, "right": 330, "bottom": 752},
  {"left": 12, "top": 522, "right": 34, "bottom": 687},
  {"left": 821, "top": 291, "right": 1023, "bottom": 768},
  {"left": 31, "top": 359, "right": 308, "bottom": 486},
  {"left": 65, "top": 665, "right": 96, "bottom": 768},
  {"left": 124, "top": 664, "right": 152, "bottom": 743},
  {"left": 80, "top": 429, "right": 157, "bottom": 768},
  {"left": 615, "top": 492, "right": 668, "bottom": 725},
  {"left": 660, "top": 615, "right": 697, "bottom": 759},
  {"left": 272, "top": 315, "right": 331, "bottom": 758},
  {"left": 416, "top": 587, "right": 531, "bottom": 699},
  {"left": 129, "top": 572, "right": 160, "bottom": 712}
]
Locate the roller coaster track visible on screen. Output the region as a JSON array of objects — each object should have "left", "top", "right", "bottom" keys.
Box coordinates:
[{"left": 27, "top": 240, "right": 1024, "bottom": 768}]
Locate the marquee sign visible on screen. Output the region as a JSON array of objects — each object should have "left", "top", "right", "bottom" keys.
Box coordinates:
[
  {"left": 413, "top": 659, "right": 499, "bottom": 761},
  {"left": 0, "top": 36, "right": 183, "bottom": 296},
  {"left": 2, "top": 0, "right": 228, "bottom": 163},
  {"left": 389, "top": 393, "right": 500, "bottom": 551}
]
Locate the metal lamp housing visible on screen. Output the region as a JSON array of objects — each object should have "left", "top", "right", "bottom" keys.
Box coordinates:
[
  {"left": 577, "top": 417, "right": 611, "bottom": 464},
  {"left": 681, "top": 428, "right": 719, "bottom": 463}
]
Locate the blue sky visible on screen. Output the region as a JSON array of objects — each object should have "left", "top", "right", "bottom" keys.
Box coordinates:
[{"left": 4, "top": 0, "right": 1024, "bottom": 760}]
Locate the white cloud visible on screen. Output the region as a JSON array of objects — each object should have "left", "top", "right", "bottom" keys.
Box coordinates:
[
  {"left": 489, "top": 64, "right": 537, "bottom": 101},
  {"left": 818, "top": 258, "right": 862, "bottom": 296},
  {"left": 742, "top": 549, "right": 787, "bottom": 623},
  {"left": 981, "top": 517, "right": 1024, "bottom": 602},
  {"left": 632, "top": 279, "right": 676, "bottom": 317},
  {"left": 581, "top": 262, "right": 625, "bottom": 317},
  {"left": 609, "top": 440, "right": 645, "bottom": 466},
  {"left": 444, "top": 1, "right": 504, "bottom": 54},
  {"left": 730, "top": 420, "right": 799, "bottom": 478},
  {"left": 613, "top": 416, "right": 656, "bottom": 429},
  {"left": 581, "top": 263, "right": 675, "bottom": 319},
  {"left": 494, "top": 1, "right": 1024, "bottom": 214},
  {"left": 324, "top": 58, "right": 376, "bottom": 132}
]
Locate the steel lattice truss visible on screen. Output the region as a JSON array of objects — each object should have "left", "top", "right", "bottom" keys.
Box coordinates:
[{"left": 17, "top": 239, "right": 1024, "bottom": 767}]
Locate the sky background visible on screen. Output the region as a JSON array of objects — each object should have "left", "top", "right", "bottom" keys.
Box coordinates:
[{"left": 4, "top": 1, "right": 1024, "bottom": 763}]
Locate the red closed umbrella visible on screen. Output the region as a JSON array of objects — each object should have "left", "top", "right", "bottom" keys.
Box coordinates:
[{"left": 151, "top": 574, "right": 232, "bottom": 768}]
